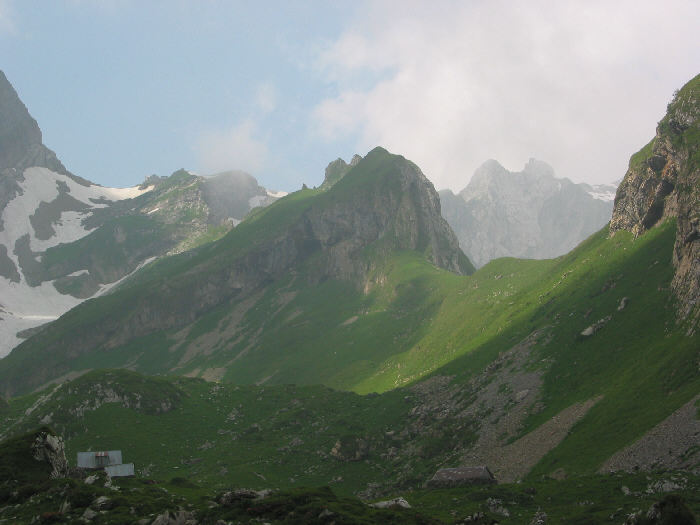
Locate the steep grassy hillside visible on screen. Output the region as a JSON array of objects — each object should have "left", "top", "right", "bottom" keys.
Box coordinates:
[
  {"left": 1, "top": 184, "right": 697, "bottom": 490},
  {"left": 1, "top": 219, "right": 697, "bottom": 492},
  {"left": 0, "top": 147, "right": 471, "bottom": 397}
]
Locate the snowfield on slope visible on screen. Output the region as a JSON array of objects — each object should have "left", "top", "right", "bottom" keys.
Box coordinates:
[
  {"left": 1, "top": 167, "right": 152, "bottom": 265},
  {"left": 0, "top": 167, "right": 153, "bottom": 358}
]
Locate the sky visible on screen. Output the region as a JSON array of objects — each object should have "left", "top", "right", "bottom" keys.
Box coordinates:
[{"left": 0, "top": 0, "right": 698, "bottom": 193}]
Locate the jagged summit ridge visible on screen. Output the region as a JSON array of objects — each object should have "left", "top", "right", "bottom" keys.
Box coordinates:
[
  {"left": 440, "top": 158, "right": 615, "bottom": 267},
  {"left": 321, "top": 153, "right": 363, "bottom": 189},
  {"left": 0, "top": 70, "right": 72, "bottom": 177}
]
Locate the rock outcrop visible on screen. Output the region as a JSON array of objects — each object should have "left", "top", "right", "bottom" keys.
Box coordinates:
[
  {"left": 427, "top": 466, "right": 496, "bottom": 487},
  {"left": 30, "top": 428, "right": 69, "bottom": 479},
  {"left": 0, "top": 70, "right": 81, "bottom": 179},
  {"left": 321, "top": 153, "right": 362, "bottom": 189},
  {"left": 440, "top": 159, "right": 615, "bottom": 268},
  {"left": 610, "top": 73, "right": 700, "bottom": 329}
]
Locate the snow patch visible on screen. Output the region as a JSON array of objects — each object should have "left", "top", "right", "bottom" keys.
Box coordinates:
[
  {"left": 0, "top": 168, "right": 154, "bottom": 271},
  {"left": 87, "top": 183, "right": 153, "bottom": 201},
  {"left": 248, "top": 189, "right": 286, "bottom": 210},
  {"left": 586, "top": 183, "right": 617, "bottom": 202},
  {"left": 0, "top": 278, "right": 83, "bottom": 357},
  {"left": 29, "top": 211, "right": 90, "bottom": 252},
  {"left": 587, "top": 190, "right": 616, "bottom": 202},
  {"left": 0, "top": 164, "right": 156, "bottom": 358},
  {"left": 147, "top": 207, "right": 161, "bottom": 215},
  {"left": 0, "top": 255, "right": 158, "bottom": 357}
]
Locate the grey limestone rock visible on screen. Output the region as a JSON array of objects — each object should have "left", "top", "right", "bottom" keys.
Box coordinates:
[
  {"left": 440, "top": 158, "right": 614, "bottom": 268},
  {"left": 31, "top": 429, "right": 69, "bottom": 479},
  {"left": 370, "top": 497, "right": 411, "bottom": 509}
]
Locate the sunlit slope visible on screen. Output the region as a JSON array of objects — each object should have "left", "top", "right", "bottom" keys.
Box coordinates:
[
  {"left": 0, "top": 147, "right": 471, "bottom": 396},
  {"left": 0, "top": 221, "right": 697, "bottom": 489}
]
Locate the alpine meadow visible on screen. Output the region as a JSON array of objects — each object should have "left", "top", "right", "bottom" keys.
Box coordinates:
[{"left": 0, "top": 13, "right": 698, "bottom": 525}]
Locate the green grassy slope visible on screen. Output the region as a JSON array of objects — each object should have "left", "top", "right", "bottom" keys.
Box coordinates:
[
  {"left": 1, "top": 221, "right": 697, "bottom": 488},
  {"left": 0, "top": 148, "right": 472, "bottom": 397},
  {"left": 1, "top": 370, "right": 699, "bottom": 523}
]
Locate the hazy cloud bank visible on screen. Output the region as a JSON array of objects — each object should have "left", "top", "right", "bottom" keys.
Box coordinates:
[
  {"left": 313, "top": 0, "right": 700, "bottom": 189},
  {"left": 195, "top": 119, "right": 269, "bottom": 176}
]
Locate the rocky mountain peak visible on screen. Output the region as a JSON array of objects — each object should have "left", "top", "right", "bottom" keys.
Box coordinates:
[
  {"left": 0, "top": 148, "right": 473, "bottom": 395},
  {"left": 0, "top": 71, "right": 69, "bottom": 175},
  {"left": 465, "top": 159, "right": 507, "bottom": 185},
  {"left": 321, "top": 153, "right": 364, "bottom": 189},
  {"left": 314, "top": 147, "right": 472, "bottom": 278},
  {"left": 610, "top": 73, "right": 700, "bottom": 327},
  {"left": 443, "top": 159, "right": 615, "bottom": 267},
  {"left": 461, "top": 158, "right": 559, "bottom": 202},
  {"left": 322, "top": 158, "right": 350, "bottom": 188},
  {"left": 522, "top": 158, "right": 555, "bottom": 178},
  {"left": 0, "top": 71, "right": 288, "bottom": 358},
  {"left": 0, "top": 71, "right": 41, "bottom": 167}
]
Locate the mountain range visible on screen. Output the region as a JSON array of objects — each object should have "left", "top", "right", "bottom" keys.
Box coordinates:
[
  {"left": 0, "top": 70, "right": 698, "bottom": 523},
  {"left": 0, "top": 71, "right": 285, "bottom": 357},
  {"left": 439, "top": 158, "right": 617, "bottom": 267}
]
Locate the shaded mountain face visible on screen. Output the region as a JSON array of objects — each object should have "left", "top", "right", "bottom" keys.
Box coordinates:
[
  {"left": 0, "top": 71, "right": 70, "bottom": 176},
  {"left": 0, "top": 147, "right": 472, "bottom": 396},
  {"left": 440, "top": 159, "right": 615, "bottom": 268},
  {"left": 0, "top": 71, "right": 284, "bottom": 357},
  {"left": 610, "top": 73, "right": 700, "bottom": 329}
]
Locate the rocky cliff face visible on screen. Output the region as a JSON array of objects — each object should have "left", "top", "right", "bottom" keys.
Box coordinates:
[
  {"left": 309, "top": 149, "right": 471, "bottom": 282},
  {"left": 440, "top": 159, "right": 615, "bottom": 267},
  {"left": 610, "top": 73, "right": 700, "bottom": 329},
  {"left": 0, "top": 71, "right": 76, "bottom": 178}
]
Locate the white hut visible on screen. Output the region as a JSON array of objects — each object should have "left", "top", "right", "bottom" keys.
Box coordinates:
[{"left": 77, "top": 450, "right": 134, "bottom": 477}]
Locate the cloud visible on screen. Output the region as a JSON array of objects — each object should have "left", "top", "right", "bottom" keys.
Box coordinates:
[
  {"left": 195, "top": 119, "right": 269, "bottom": 175},
  {"left": 312, "top": 0, "right": 700, "bottom": 189},
  {"left": 0, "top": 0, "right": 16, "bottom": 35},
  {"left": 255, "top": 83, "right": 277, "bottom": 114}
]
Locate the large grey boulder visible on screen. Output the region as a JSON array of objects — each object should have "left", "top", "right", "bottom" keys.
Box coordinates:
[{"left": 31, "top": 429, "right": 69, "bottom": 479}]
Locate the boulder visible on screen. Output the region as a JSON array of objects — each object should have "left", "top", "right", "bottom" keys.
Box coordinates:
[
  {"left": 427, "top": 466, "right": 496, "bottom": 487},
  {"left": 31, "top": 429, "right": 68, "bottom": 479},
  {"left": 370, "top": 497, "right": 411, "bottom": 509}
]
